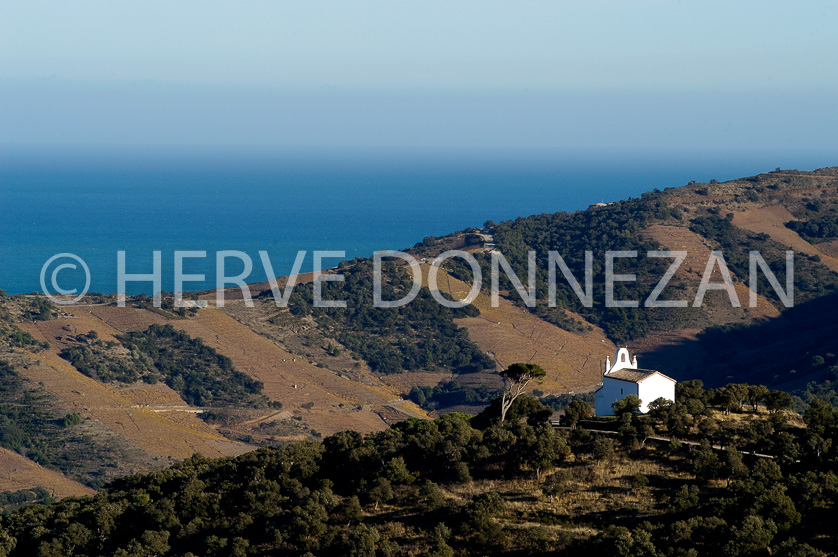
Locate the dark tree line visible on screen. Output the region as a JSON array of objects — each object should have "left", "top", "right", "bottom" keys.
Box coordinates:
[{"left": 1, "top": 379, "right": 835, "bottom": 556}]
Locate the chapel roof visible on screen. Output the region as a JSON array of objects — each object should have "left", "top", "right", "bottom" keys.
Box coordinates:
[{"left": 605, "top": 368, "right": 675, "bottom": 383}]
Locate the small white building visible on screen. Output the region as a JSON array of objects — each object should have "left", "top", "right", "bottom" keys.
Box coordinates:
[{"left": 594, "top": 348, "right": 676, "bottom": 416}]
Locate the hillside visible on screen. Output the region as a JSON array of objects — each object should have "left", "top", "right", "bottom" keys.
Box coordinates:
[
  {"left": 0, "top": 386, "right": 836, "bottom": 556},
  {"left": 2, "top": 166, "right": 838, "bottom": 505},
  {"left": 456, "top": 168, "right": 838, "bottom": 384}
]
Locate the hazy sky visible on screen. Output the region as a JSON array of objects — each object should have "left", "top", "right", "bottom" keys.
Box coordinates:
[{"left": 1, "top": 1, "right": 837, "bottom": 150}]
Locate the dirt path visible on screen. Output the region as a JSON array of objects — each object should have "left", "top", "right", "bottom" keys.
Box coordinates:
[{"left": 240, "top": 409, "right": 290, "bottom": 426}]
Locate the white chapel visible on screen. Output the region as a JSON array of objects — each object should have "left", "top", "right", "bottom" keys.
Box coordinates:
[{"left": 594, "top": 348, "right": 676, "bottom": 416}]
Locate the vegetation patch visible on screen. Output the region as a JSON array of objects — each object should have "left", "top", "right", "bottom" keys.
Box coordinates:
[
  {"left": 470, "top": 197, "right": 680, "bottom": 342},
  {"left": 689, "top": 214, "right": 838, "bottom": 303},
  {"left": 0, "top": 361, "right": 126, "bottom": 488},
  {"left": 60, "top": 324, "right": 267, "bottom": 408},
  {"left": 539, "top": 391, "right": 596, "bottom": 412},
  {"left": 0, "top": 487, "right": 54, "bottom": 512},
  {"left": 283, "top": 259, "right": 495, "bottom": 374},
  {"left": 407, "top": 380, "right": 498, "bottom": 410},
  {"left": 786, "top": 215, "right": 838, "bottom": 243}
]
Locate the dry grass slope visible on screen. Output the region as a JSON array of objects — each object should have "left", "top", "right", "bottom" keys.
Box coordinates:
[
  {"left": 0, "top": 448, "right": 95, "bottom": 499},
  {"left": 421, "top": 263, "right": 616, "bottom": 394},
  {"left": 640, "top": 224, "right": 780, "bottom": 321},
  {"left": 172, "top": 307, "right": 406, "bottom": 436},
  {"left": 731, "top": 205, "right": 838, "bottom": 273},
  {"left": 17, "top": 311, "right": 249, "bottom": 461}
]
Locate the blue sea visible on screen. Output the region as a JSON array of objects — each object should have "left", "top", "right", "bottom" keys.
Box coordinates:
[{"left": 0, "top": 145, "right": 834, "bottom": 296}]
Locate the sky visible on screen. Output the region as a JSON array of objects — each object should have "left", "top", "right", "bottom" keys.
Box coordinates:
[{"left": 1, "top": 1, "right": 837, "bottom": 151}]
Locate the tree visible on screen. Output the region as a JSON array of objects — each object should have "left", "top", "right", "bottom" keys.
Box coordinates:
[
  {"left": 618, "top": 422, "right": 639, "bottom": 450},
  {"left": 425, "top": 523, "right": 454, "bottom": 557},
  {"left": 562, "top": 399, "right": 592, "bottom": 430},
  {"left": 289, "top": 499, "right": 330, "bottom": 548},
  {"left": 698, "top": 416, "right": 719, "bottom": 439},
  {"left": 805, "top": 432, "right": 832, "bottom": 461},
  {"left": 772, "top": 537, "right": 827, "bottom": 557},
  {"left": 669, "top": 484, "right": 700, "bottom": 512},
  {"left": 664, "top": 405, "right": 693, "bottom": 437},
  {"left": 629, "top": 527, "right": 659, "bottom": 557},
  {"left": 612, "top": 394, "right": 641, "bottom": 419},
  {"left": 338, "top": 495, "right": 364, "bottom": 525},
  {"left": 569, "top": 427, "right": 593, "bottom": 458},
  {"left": 754, "top": 485, "right": 801, "bottom": 531},
  {"left": 593, "top": 525, "right": 658, "bottom": 557},
  {"left": 511, "top": 395, "right": 553, "bottom": 426},
  {"left": 676, "top": 379, "right": 707, "bottom": 405},
  {"left": 366, "top": 477, "right": 393, "bottom": 510},
  {"left": 515, "top": 423, "right": 569, "bottom": 479},
  {"left": 38, "top": 523, "right": 92, "bottom": 557},
  {"left": 692, "top": 439, "right": 721, "bottom": 481},
  {"left": 773, "top": 431, "right": 801, "bottom": 466},
  {"left": 113, "top": 530, "right": 170, "bottom": 557},
  {"left": 384, "top": 456, "right": 415, "bottom": 485},
  {"left": 724, "top": 515, "right": 776, "bottom": 555},
  {"left": 518, "top": 525, "right": 556, "bottom": 554},
  {"left": 637, "top": 421, "right": 655, "bottom": 450},
  {"left": 684, "top": 397, "right": 708, "bottom": 420},
  {"left": 409, "top": 386, "right": 428, "bottom": 407},
  {"left": 765, "top": 390, "right": 793, "bottom": 414},
  {"left": 747, "top": 385, "right": 769, "bottom": 412},
  {"left": 498, "top": 363, "right": 546, "bottom": 422},
  {"left": 804, "top": 398, "right": 837, "bottom": 436},
  {"left": 417, "top": 481, "right": 446, "bottom": 513},
  {"left": 344, "top": 524, "right": 380, "bottom": 557},
  {"left": 542, "top": 470, "right": 570, "bottom": 503},
  {"left": 715, "top": 384, "right": 749, "bottom": 414},
  {"left": 592, "top": 436, "right": 614, "bottom": 464},
  {"left": 723, "top": 446, "right": 748, "bottom": 487},
  {"left": 647, "top": 397, "right": 673, "bottom": 422},
  {"left": 803, "top": 398, "right": 837, "bottom": 461},
  {"left": 667, "top": 438, "right": 683, "bottom": 458},
  {"left": 0, "top": 528, "right": 15, "bottom": 557},
  {"left": 462, "top": 492, "right": 508, "bottom": 548},
  {"left": 473, "top": 394, "right": 551, "bottom": 428},
  {"left": 62, "top": 412, "right": 83, "bottom": 427}
]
